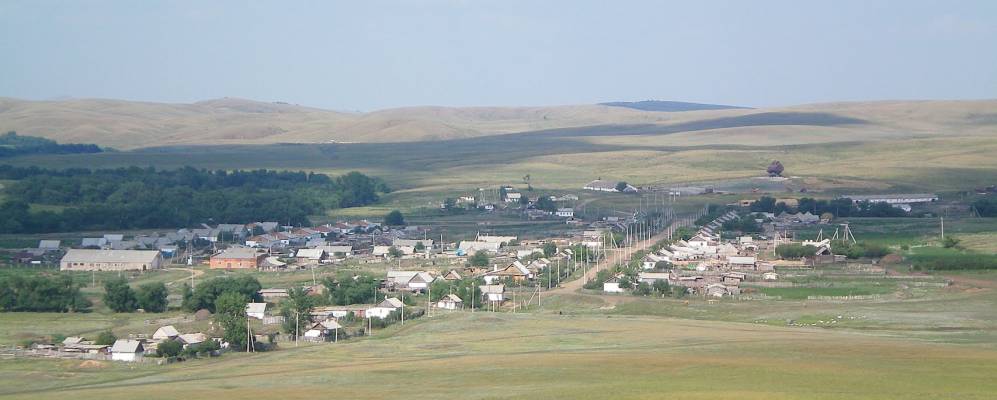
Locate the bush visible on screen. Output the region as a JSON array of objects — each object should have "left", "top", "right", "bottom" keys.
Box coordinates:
[
  {"left": 384, "top": 210, "right": 405, "bottom": 226},
  {"left": 156, "top": 340, "right": 183, "bottom": 357},
  {"left": 775, "top": 244, "right": 817, "bottom": 259},
  {"left": 95, "top": 330, "right": 117, "bottom": 346}
]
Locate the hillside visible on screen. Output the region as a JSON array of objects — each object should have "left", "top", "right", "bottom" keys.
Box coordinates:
[
  {"left": 600, "top": 100, "right": 750, "bottom": 112},
  {"left": 0, "top": 97, "right": 995, "bottom": 150}
]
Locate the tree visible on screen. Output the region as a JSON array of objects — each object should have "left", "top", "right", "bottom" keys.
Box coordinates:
[
  {"left": 767, "top": 160, "right": 785, "bottom": 177},
  {"left": 469, "top": 251, "right": 490, "bottom": 267},
  {"left": 542, "top": 242, "right": 557, "bottom": 257},
  {"left": 750, "top": 197, "right": 777, "bottom": 213},
  {"left": 279, "top": 287, "right": 315, "bottom": 336},
  {"left": 156, "top": 340, "right": 183, "bottom": 358},
  {"left": 323, "top": 273, "right": 379, "bottom": 305},
  {"left": 103, "top": 277, "right": 137, "bottom": 313},
  {"left": 518, "top": 195, "right": 529, "bottom": 205},
  {"left": 652, "top": 279, "right": 670, "bottom": 293},
  {"left": 180, "top": 282, "right": 193, "bottom": 310},
  {"left": 184, "top": 276, "right": 262, "bottom": 312},
  {"left": 384, "top": 210, "right": 405, "bottom": 226},
  {"left": 214, "top": 291, "right": 250, "bottom": 351},
  {"left": 95, "top": 330, "right": 117, "bottom": 346},
  {"left": 615, "top": 181, "right": 629, "bottom": 192},
  {"left": 414, "top": 241, "right": 426, "bottom": 252},
  {"left": 534, "top": 196, "right": 557, "bottom": 212},
  {"left": 135, "top": 282, "right": 169, "bottom": 312},
  {"left": 387, "top": 246, "right": 404, "bottom": 258},
  {"left": 775, "top": 244, "right": 817, "bottom": 259}
]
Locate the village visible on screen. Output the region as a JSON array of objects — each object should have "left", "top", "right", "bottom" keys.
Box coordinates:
[{"left": 2, "top": 178, "right": 954, "bottom": 365}]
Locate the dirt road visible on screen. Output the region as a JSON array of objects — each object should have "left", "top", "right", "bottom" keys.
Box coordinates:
[{"left": 550, "top": 216, "right": 698, "bottom": 294}]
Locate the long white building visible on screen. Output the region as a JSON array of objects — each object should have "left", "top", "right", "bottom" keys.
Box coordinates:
[{"left": 60, "top": 249, "right": 163, "bottom": 271}]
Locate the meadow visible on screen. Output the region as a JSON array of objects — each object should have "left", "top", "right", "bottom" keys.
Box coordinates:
[{"left": 3, "top": 310, "right": 997, "bottom": 399}]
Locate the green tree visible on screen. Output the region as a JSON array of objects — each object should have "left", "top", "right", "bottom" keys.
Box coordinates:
[
  {"left": 542, "top": 242, "right": 557, "bottom": 257},
  {"left": 103, "top": 277, "right": 137, "bottom": 312},
  {"left": 156, "top": 340, "right": 183, "bottom": 357},
  {"left": 384, "top": 210, "right": 405, "bottom": 226},
  {"left": 279, "top": 287, "right": 315, "bottom": 336},
  {"left": 414, "top": 241, "right": 426, "bottom": 252},
  {"left": 180, "top": 282, "right": 193, "bottom": 310},
  {"left": 135, "top": 282, "right": 169, "bottom": 313},
  {"left": 214, "top": 291, "right": 250, "bottom": 351},
  {"left": 387, "top": 246, "right": 404, "bottom": 258},
  {"left": 469, "top": 251, "right": 490, "bottom": 267},
  {"left": 95, "top": 330, "right": 117, "bottom": 346}
]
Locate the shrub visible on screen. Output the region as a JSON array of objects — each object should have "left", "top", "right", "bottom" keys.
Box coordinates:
[
  {"left": 95, "top": 330, "right": 117, "bottom": 346},
  {"left": 156, "top": 340, "right": 183, "bottom": 358}
]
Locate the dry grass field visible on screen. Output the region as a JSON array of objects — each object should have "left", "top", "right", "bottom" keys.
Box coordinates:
[{"left": 3, "top": 310, "right": 997, "bottom": 400}]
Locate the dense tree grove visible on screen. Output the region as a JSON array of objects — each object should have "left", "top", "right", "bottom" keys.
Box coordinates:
[
  {"left": 102, "top": 278, "right": 138, "bottom": 312},
  {"left": 775, "top": 244, "right": 819, "bottom": 259},
  {"left": 0, "top": 166, "right": 389, "bottom": 233},
  {"left": 182, "top": 276, "right": 263, "bottom": 313},
  {"left": 0, "top": 275, "right": 91, "bottom": 312},
  {"left": 322, "top": 273, "right": 379, "bottom": 306},
  {"left": 136, "top": 282, "right": 169, "bottom": 312},
  {"left": 0, "top": 131, "right": 102, "bottom": 157},
  {"left": 973, "top": 198, "right": 997, "bottom": 217},
  {"left": 751, "top": 196, "right": 907, "bottom": 218}
]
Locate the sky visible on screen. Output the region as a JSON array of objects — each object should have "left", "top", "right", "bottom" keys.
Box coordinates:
[{"left": 1, "top": 0, "right": 996, "bottom": 111}]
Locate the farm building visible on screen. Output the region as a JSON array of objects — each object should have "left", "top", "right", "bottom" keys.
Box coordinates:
[
  {"left": 246, "top": 303, "right": 268, "bottom": 320},
  {"left": 436, "top": 294, "right": 464, "bottom": 310},
  {"left": 583, "top": 179, "right": 638, "bottom": 193},
  {"left": 555, "top": 208, "right": 575, "bottom": 218},
  {"left": 38, "top": 240, "right": 60, "bottom": 250},
  {"left": 479, "top": 285, "right": 506, "bottom": 302},
  {"left": 60, "top": 249, "right": 163, "bottom": 271},
  {"left": 152, "top": 325, "right": 180, "bottom": 341},
  {"left": 841, "top": 193, "right": 938, "bottom": 205},
  {"left": 603, "top": 276, "right": 624, "bottom": 293},
  {"left": 317, "top": 245, "right": 353, "bottom": 257},
  {"left": 110, "top": 339, "right": 144, "bottom": 362},
  {"left": 366, "top": 298, "right": 404, "bottom": 319},
  {"left": 304, "top": 319, "right": 342, "bottom": 341},
  {"left": 295, "top": 248, "right": 325, "bottom": 262},
  {"left": 209, "top": 247, "right": 264, "bottom": 269}
]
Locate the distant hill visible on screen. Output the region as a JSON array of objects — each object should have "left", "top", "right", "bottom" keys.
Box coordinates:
[
  {"left": 600, "top": 100, "right": 750, "bottom": 112},
  {"left": 0, "top": 97, "right": 995, "bottom": 150}
]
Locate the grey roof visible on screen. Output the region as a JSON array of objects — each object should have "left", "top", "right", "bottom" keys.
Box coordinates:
[
  {"left": 38, "top": 240, "right": 60, "bottom": 249},
  {"left": 110, "top": 339, "right": 143, "bottom": 353},
  {"left": 62, "top": 249, "right": 160, "bottom": 264},
  {"left": 214, "top": 247, "right": 262, "bottom": 259},
  {"left": 103, "top": 234, "right": 125, "bottom": 241}
]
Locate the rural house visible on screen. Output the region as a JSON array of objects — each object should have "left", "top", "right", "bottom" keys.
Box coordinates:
[
  {"left": 209, "top": 247, "right": 264, "bottom": 269},
  {"left": 110, "top": 339, "right": 144, "bottom": 362}
]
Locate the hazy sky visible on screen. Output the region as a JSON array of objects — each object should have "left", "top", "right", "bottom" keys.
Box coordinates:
[{"left": 2, "top": 1, "right": 996, "bottom": 110}]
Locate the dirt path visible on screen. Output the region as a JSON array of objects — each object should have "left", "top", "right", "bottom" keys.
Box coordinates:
[
  {"left": 549, "top": 216, "right": 698, "bottom": 295},
  {"left": 166, "top": 267, "right": 204, "bottom": 286}
]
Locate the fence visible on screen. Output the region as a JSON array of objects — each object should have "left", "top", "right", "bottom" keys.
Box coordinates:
[{"left": 806, "top": 294, "right": 884, "bottom": 301}]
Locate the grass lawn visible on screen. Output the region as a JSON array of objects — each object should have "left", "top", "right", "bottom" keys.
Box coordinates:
[{"left": 2, "top": 312, "right": 997, "bottom": 399}]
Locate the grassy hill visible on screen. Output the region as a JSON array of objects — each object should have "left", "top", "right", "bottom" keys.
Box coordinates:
[
  {"left": 2, "top": 97, "right": 995, "bottom": 150},
  {"left": 600, "top": 99, "right": 750, "bottom": 111}
]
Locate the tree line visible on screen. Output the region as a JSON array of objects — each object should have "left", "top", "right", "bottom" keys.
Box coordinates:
[
  {"left": 0, "top": 131, "right": 103, "bottom": 158},
  {"left": 0, "top": 275, "right": 92, "bottom": 312},
  {"left": 0, "top": 166, "right": 390, "bottom": 233},
  {"left": 750, "top": 196, "right": 908, "bottom": 218}
]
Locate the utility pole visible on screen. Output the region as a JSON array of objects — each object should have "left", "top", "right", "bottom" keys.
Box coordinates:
[
  {"left": 295, "top": 310, "right": 299, "bottom": 347},
  {"left": 940, "top": 216, "right": 945, "bottom": 240}
]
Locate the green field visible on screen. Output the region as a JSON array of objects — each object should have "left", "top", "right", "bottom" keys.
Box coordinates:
[{"left": 3, "top": 310, "right": 997, "bottom": 400}]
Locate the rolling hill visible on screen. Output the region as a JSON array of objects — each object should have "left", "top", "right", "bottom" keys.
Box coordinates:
[{"left": 1, "top": 97, "right": 994, "bottom": 150}]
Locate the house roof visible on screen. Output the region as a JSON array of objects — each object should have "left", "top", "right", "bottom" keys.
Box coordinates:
[
  {"left": 61, "top": 249, "right": 160, "bottom": 264},
  {"left": 153, "top": 325, "right": 180, "bottom": 339},
  {"left": 38, "top": 240, "right": 60, "bottom": 249},
  {"left": 178, "top": 333, "right": 208, "bottom": 345},
  {"left": 214, "top": 247, "right": 262, "bottom": 260},
  {"left": 377, "top": 297, "right": 404, "bottom": 308},
  {"left": 295, "top": 248, "right": 325, "bottom": 259},
  {"left": 110, "top": 339, "right": 143, "bottom": 353},
  {"left": 479, "top": 284, "right": 505, "bottom": 294},
  {"left": 440, "top": 294, "right": 463, "bottom": 302},
  {"left": 246, "top": 303, "right": 268, "bottom": 314}
]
